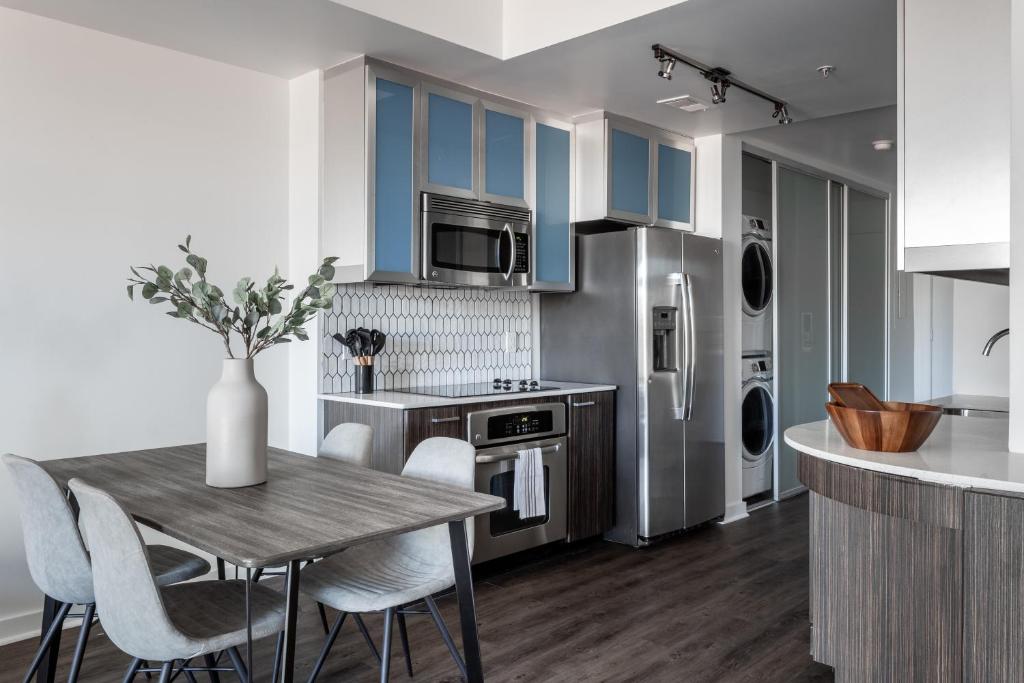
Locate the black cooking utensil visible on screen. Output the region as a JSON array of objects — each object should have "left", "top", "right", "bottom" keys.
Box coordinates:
[
  {"left": 356, "top": 328, "right": 372, "bottom": 357},
  {"left": 371, "top": 330, "right": 386, "bottom": 356}
]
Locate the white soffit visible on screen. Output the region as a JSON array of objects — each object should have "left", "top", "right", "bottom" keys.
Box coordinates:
[{"left": 330, "top": 0, "right": 690, "bottom": 59}]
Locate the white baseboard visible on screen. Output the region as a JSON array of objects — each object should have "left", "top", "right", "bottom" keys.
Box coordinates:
[{"left": 719, "top": 500, "right": 750, "bottom": 525}]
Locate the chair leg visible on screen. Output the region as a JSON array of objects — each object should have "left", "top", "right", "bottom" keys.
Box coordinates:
[
  {"left": 141, "top": 660, "right": 154, "bottom": 680},
  {"left": 353, "top": 614, "right": 382, "bottom": 664},
  {"left": 307, "top": 613, "right": 348, "bottom": 683},
  {"left": 66, "top": 603, "right": 96, "bottom": 683},
  {"left": 224, "top": 648, "right": 248, "bottom": 683},
  {"left": 202, "top": 654, "right": 220, "bottom": 683},
  {"left": 316, "top": 602, "right": 330, "bottom": 634},
  {"left": 271, "top": 631, "right": 284, "bottom": 683},
  {"left": 380, "top": 607, "right": 395, "bottom": 683},
  {"left": 396, "top": 611, "right": 413, "bottom": 677},
  {"left": 21, "top": 601, "right": 71, "bottom": 683},
  {"left": 157, "top": 663, "right": 174, "bottom": 683},
  {"left": 424, "top": 596, "right": 468, "bottom": 681},
  {"left": 251, "top": 568, "right": 264, "bottom": 584},
  {"left": 122, "top": 658, "right": 143, "bottom": 683}
]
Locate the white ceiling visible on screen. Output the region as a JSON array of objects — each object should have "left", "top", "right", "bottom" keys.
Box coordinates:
[{"left": 0, "top": 0, "right": 896, "bottom": 137}]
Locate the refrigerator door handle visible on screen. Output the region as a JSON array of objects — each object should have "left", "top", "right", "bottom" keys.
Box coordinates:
[
  {"left": 682, "top": 273, "right": 696, "bottom": 421},
  {"left": 670, "top": 272, "right": 690, "bottom": 421}
]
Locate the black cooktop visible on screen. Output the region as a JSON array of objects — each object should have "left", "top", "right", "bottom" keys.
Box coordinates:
[{"left": 395, "top": 380, "right": 559, "bottom": 398}]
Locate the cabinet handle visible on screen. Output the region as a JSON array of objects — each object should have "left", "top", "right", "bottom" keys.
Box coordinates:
[
  {"left": 572, "top": 401, "right": 596, "bottom": 408},
  {"left": 430, "top": 416, "right": 461, "bottom": 424}
]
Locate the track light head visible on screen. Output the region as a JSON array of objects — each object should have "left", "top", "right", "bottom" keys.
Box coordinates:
[
  {"left": 658, "top": 57, "right": 676, "bottom": 80},
  {"left": 772, "top": 103, "right": 793, "bottom": 125},
  {"left": 710, "top": 80, "right": 730, "bottom": 104}
]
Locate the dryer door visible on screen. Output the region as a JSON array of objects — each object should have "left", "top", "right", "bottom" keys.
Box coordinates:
[
  {"left": 741, "top": 381, "right": 775, "bottom": 462},
  {"left": 741, "top": 239, "right": 773, "bottom": 315}
]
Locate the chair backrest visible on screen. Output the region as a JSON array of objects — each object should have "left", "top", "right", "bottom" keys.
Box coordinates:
[
  {"left": 67, "top": 478, "right": 191, "bottom": 662},
  {"left": 318, "top": 423, "right": 373, "bottom": 468},
  {"left": 395, "top": 437, "right": 478, "bottom": 563},
  {"left": 2, "top": 454, "right": 94, "bottom": 605}
]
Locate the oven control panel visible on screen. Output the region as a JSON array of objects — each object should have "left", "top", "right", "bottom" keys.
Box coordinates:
[{"left": 467, "top": 402, "right": 567, "bottom": 447}]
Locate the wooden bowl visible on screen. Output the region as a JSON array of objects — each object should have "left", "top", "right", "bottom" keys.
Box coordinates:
[{"left": 825, "top": 401, "right": 942, "bottom": 452}]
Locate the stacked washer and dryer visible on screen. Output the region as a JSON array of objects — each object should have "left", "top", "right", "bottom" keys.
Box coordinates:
[{"left": 740, "top": 215, "right": 775, "bottom": 500}]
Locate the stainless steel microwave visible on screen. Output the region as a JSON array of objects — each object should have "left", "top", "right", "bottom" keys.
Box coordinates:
[{"left": 421, "top": 193, "right": 531, "bottom": 288}]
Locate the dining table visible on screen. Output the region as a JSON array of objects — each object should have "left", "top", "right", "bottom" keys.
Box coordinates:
[{"left": 38, "top": 443, "right": 505, "bottom": 683}]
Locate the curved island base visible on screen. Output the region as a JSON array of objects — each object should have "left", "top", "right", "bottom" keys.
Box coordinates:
[{"left": 789, "top": 418, "right": 1024, "bottom": 682}]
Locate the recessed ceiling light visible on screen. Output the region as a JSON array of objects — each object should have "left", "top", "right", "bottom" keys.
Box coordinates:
[
  {"left": 872, "top": 139, "right": 894, "bottom": 151},
  {"left": 657, "top": 94, "right": 710, "bottom": 112}
]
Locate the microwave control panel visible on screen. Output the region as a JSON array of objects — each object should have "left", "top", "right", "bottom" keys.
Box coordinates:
[{"left": 513, "top": 233, "right": 530, "bottom": 274}]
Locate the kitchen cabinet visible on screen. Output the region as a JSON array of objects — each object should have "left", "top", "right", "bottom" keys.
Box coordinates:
[
  {"left": 422, "top": 85, "right": 477, "bottom": 197},
  {"left": 532, "top": 117, "right": 575, "bottom": 291},
  {"left": 481, "top": 102, "right": 529, "bottom": 206},
  {"left": 899, "top": 0, "right": 1009, "bottom": 277},
  {"left": 566, "top": 391, "right": 615, "bottom": 541},
  {"left": 575, "top": 112, "right": 694, "bottom": 230},
  {"left": 403, "top": 406, "right": 463, "bottom": 456}
]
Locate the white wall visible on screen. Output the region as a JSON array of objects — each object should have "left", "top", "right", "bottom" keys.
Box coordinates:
[
  {"left": 952, "top": 281, "right": 1010, "bottom": 396},
  {"left": 0, "top": 8, "right": 290, "bottom": 643}
]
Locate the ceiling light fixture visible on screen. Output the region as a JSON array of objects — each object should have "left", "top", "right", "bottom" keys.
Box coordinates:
[
  {"left": 872, "top": 139, "right": 894, "bottom": 151},
  {"left": 817, "top": 65, "right": 835, "bottom": 79},
  {"left": 652, "top": 44, "right": 791, "bottom": 125}
]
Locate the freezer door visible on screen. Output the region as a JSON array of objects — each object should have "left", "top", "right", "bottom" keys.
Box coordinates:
[
  {"left": 637, "top": 227, "right": 688, "bottom": 539},
  {"left": 681, "top": 233, "right": 725, "bottom": 527}
]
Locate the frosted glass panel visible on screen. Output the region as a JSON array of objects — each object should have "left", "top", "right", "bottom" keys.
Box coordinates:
[
  {"left": 776, "top": 168, "right": 830, "bottom": 496},
  {"left": 846, "top": 189, "right": 888, "bottom": 395}
]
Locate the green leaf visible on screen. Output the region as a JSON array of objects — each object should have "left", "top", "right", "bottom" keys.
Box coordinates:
[
  {"left": 294, "top": 330, "right": 309, "bottom": 341},
  {"left": 157, "top": 265, "right": 173, "bottom": 280},
  {"left": 323, "top": 256, "right": 339, "bottom": 265},
  {"left": 233, "top": 277, "right": 253, "bottom": 306},
  {"left": 269, "top": 297, "right": 282, "bottom": 314},
  {"left": 273, "top": 337, "right": 292, "bottom": 344},
  {"left": 178, "top": 244, "right": 188, "bottom": 253},
  {"left": 165, "top": 311, "right": 180, "bottom": 318},
  {"left": 141, "top": 283, "right": 158, "bottom": 299},
  {"left": 244, "top": 309, "right": 259, "bottom": 329},
  {"left": 175, "top": 267, "right": 192, "bottom": 282},
  {"left": 130, "top": 266, "right": 142, "bottom": 278},
  {"left": 186, "top": 234, "right": 192, "bottom": 249},
  {"left": 149, "top": 296, "right": 169, "bottom": 304},
  {"left": 177, "top": 302, "right": 193, "bottom": 317},
  {"left": 320, "top": 283, "right": 336, "bottom": 299},
  {"left": 127, "top": 284, "right": 135, "bottom": 300},
  {"left": 186, "top": 254, "right": 207, "bottom": 276},
  {"left": 318, "top": 264, "right": 335, "bottom": 281},
  {"left": 308, "top": 274, "right": 325, "bottom": 287}
]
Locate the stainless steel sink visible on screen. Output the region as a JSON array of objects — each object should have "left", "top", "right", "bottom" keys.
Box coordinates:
[{"left": 941, "top": 407, "right": 1008, "bottom": 419}]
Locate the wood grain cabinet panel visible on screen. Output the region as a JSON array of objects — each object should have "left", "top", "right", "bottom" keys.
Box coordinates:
[
  {"left": 567, "top": 391, "right": 615, "bottom": 541},
  {"left": 404, "top": 406, "right": 464, "bottom": 458}
]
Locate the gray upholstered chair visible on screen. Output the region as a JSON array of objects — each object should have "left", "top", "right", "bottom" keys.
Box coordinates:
[
  {"left": 2, "top": 453, "right": 211, "bottom": 683},
  {"left": 318, "top": 422, "right": 374, "bottom": 467},
  {"left": 300, "top": 436, "right": 477, "bottom": 682},
  {"left": 67, "top": 476, "right": 288, "bottom": 683}
]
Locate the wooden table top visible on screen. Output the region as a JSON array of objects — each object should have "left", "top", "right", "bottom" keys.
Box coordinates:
[{"left": 41, "top": 444, "right": 505, "bottom": 568}]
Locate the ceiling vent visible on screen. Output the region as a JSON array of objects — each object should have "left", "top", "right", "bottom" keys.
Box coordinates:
[{"left": 657, "top": 94, "right": 709, "bottom": 112}]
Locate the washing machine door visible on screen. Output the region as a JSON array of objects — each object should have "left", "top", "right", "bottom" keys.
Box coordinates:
[
  {"left": 741, "top": 380, "right": 775, "bottom": 462},
  {"left": 741, "top": 238, "right": 773, "bottom": 316}
]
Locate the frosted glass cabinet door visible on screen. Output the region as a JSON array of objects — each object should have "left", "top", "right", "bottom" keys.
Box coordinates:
[
  {"left": 371, "top": 76, "right": 417, "bottom": 279},
  {"left": 424, "top": 88, "right": 476, "bottom": 196},
  {"left": 483, "top": 107, "right": 526, "bottom": 203},
  {"left": 608, "top": 126, "right": 652, "bottom": 223},
  {"left": 776, "top": 167, "right": 830, "bottom": 498},
  {"left": 533, "top": 121, "right": 573, "bottom": 290},
  {"left": 654, "top": 140, "right": 694, "bottom": 230}
]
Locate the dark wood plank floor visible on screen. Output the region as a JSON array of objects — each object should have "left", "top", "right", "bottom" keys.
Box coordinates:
[{"left": 0, "top": 496, "right": 833, "bottom": 682}]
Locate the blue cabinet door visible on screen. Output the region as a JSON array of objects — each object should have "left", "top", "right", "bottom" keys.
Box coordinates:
[
  {"left": 534, "top": 123, "right": 572, "bottom": 289},
  {"left": 426, "top": 92, "right": 474, "bottom": 192},
  {"left": 373, "top": 77, "right": 415, "bottom": 276},
  {"left": 484, "top": 109, "right": 525, "bottom": 201},
  {"left": 656, "top": 143, "right": 693, "bottom": 228},
  {"left": 609, "top": 127, "right": 651, "bottom": 219}
]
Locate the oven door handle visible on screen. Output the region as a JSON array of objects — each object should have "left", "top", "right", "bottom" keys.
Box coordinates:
[
  {"left": 475, "top": 442, "right": 561, "bottom": 464},
  {"left": 501, "top": 222, "right": 516, "bottom": 281}
]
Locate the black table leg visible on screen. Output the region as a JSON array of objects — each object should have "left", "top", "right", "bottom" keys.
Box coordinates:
[
  {"left": 36, "top": 594, "right": 63, "bottom": 683},
  {"left": 448, "top": 520, "right": 483, "bottom": 683},
  {"left": 279, "top": 560, "right": 301, "bottom": 683},
  {"left": 216, "top": 558, "right": 226, "bottom": 581}
]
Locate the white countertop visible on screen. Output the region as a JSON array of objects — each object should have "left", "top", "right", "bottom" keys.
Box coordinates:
[
  {"left": 784, "top": 416, "right": 1024, "bottom": 493},
  {"left": 925, "top": 394, "right": 1009, "bottom": 413},
  {"left": 318, "top": 381, "right": 616, "bottom": 410}
]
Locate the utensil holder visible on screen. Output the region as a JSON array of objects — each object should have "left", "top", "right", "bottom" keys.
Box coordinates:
[{"left": 355, "top": 364, "right": 374, "bottom": 394}]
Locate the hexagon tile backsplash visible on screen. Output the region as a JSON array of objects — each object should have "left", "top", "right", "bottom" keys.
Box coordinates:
[{"left": 321, "top": 284, "right": 533, "bottom": 393}]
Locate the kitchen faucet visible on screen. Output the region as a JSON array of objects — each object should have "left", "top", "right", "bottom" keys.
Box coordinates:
[{"left": 982, "top": 328, "right": 1010, "bottom": 356}]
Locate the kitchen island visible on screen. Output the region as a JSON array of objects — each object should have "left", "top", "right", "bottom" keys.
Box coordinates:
[{"left": 785, "top": 416, "right": 1024, "bottom": 681}]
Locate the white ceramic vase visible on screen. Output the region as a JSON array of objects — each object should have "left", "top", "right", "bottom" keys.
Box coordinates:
[{"left": 206, "top": 358, "right": 268, "bottom": 488}]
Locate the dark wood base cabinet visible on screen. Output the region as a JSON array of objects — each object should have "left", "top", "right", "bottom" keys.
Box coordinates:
[
  {"left": 799, "top": 453, "right": 1024, "bottom": 682},
  {"left": 323, "top": 392, "right": 616, "bottom": 545}
]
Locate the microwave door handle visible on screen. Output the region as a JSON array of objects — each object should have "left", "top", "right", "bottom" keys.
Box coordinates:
[{"left": 502, "top": 223, "right": 515, "bottom": 280}]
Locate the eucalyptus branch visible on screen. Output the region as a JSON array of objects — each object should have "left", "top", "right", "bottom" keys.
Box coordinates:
[{"left": 127, "top": 235, "right": 337, "bottom": 359}]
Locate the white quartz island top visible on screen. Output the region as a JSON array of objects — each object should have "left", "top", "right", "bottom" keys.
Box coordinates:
[
  {"left": 319, "top": 381, "right": 616, "bottom": 410},
  {"left": 783, "top": 416, "right": 1024, "bottom": 493}
]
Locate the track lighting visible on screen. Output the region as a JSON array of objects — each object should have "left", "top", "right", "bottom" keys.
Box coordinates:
[
  {"left": 652, "top": 43, "right": 790, "bottom": 125},
  {"left": 658, "top": 57, "right": 676, "bottom": 80}
]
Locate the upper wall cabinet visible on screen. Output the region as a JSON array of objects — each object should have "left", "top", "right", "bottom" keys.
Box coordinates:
[
  {"left": 481, "top": 102, "right": 529, "bottom": 207},
  {"left": 899, "top": 0, "right": 1009, "bottom": 276},
  {"left": 421, "top": 86, "right": 477, "bottom": 198},
  {"left": 531, "top": 117, "right": 574, "bottom": 291},
  {"left": 576, "top": 112, "right": 695, "bottom": 231},
  {"left": 323, "top": 61, "right": 421, "bottom": 284}
]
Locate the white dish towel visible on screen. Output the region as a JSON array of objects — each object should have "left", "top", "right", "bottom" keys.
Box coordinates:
[{"left": 513, "top": 447, "right": 546, "bottom": 519}]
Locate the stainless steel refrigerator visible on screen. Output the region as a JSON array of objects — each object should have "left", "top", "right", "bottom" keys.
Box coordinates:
[{"left": 540, "top": 227, "right": 724, "bottom": 546}]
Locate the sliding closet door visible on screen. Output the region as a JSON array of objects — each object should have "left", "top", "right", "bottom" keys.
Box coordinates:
[
  {"left": 845, "top": 188, "right": 889, "bottom": 395},
  {"left": 776, "top": 167, "right": 830, "bottom": 497}
]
